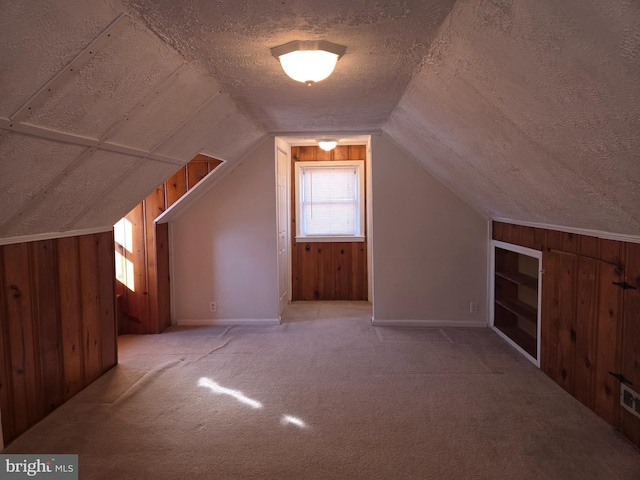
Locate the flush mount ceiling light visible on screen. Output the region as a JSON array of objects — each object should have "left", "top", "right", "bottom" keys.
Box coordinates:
[
  {"left": 318, "top": 139, "right": 338, "bottom": 151},
  {"left": 271, "top": 40, "right": 346, "bottom": 86}
]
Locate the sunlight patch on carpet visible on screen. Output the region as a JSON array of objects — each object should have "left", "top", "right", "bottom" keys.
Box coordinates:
[
  {"left": 280, "top": 415, "right": 307, "bottom": 429},
  {"left": 198, "top": 377, "right": 263, "bottom": 409}
]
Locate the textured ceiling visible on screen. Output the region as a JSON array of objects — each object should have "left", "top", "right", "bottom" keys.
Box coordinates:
[
  {"left": 385, "top": 0, "right": 640, "bottom": 235},
  {"left": 0, "top": 1, "right": 265, "bottom": 240},
  {"left": 123, "top": 0, "right": 457, "bottom": 133},
  {"left": 1, "top": 0, "right": 639, "bottom": 242}
]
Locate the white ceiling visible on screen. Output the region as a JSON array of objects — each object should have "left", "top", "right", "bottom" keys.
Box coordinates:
[
  {"left": 1, "top": 0, "right": 639, "bottom": 241},
  {"left": 385, "top": 1, "right": 640, "bottom": 235},
  {"left": 123, "top": 0, "right": 457, "bottom": 132}
]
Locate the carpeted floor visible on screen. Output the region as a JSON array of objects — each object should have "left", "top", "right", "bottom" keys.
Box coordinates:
[{"left": 4, "top": 302, "right": 640, "bottom": 479}]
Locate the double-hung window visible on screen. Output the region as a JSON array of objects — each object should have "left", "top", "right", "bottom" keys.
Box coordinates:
[{"left": 294, "top": 160, "right": 365, "bottom": 242}]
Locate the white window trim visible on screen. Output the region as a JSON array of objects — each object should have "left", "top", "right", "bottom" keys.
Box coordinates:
[{"left": 294, "top": 160, "right": 365, "bottom": 243}]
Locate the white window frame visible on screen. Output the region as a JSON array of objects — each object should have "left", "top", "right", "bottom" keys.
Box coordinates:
[{"left": 294, "top": 160, "right": 365, "bottom": 243}]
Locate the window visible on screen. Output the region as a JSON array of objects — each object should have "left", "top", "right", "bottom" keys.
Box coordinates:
[
  {"left": 294, "top": 160, "right": 365, "bottom": 242},
  {"left": 114, "top": 217, "right": 135, "bottom": 291}
]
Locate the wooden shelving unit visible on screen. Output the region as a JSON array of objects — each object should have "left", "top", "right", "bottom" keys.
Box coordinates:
[
  {"left": 492, "top": 241, "right": 541, "bottom": 365},
  {"left": 495, "top": 271, "right": 537, "bottom": 286},
  {"left": 494, "top": 298, "right": 537, "bottom": 323}
]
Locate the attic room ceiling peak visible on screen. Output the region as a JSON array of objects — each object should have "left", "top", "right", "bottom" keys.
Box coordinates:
[{"left": 123, "top": 0, "right": 458, "bottom": 132}]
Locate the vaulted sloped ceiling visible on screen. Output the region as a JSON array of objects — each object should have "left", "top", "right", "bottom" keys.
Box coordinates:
[
  {"left": 385, "top": 1, "right": 640, "bottom": 235},
  {"left": 1, "top": 0, "right": 639, "bottom": 241},
  {"left": 123, "top": 0, "right": 457, "bottom": 132},
  {"left": 0, "top": 1, "right": 265, "bottom": 241}
]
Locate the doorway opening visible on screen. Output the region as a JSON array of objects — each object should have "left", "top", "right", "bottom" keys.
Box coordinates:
[{"left": 275, "top": 136, "right": 373, "bottom": 314}]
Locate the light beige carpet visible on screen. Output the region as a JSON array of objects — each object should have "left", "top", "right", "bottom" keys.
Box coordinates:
[{"left": 4, "top": 301, "right": 640, "bottom": 479}]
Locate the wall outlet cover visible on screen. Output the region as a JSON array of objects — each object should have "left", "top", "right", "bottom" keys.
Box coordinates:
[
  {"left": 620, "top": 383, "right": 640, "bottom": 419},
  {"left": 469, "top": 302, "right": 478, "bottom": 314}
]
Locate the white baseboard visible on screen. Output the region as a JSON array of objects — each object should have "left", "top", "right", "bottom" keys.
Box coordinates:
[
  {"left": 371, "top": 319, "right": 488, "bottom": 328},
  {"left": 176, "top": 318, "right": 280, "bottom": 326}
]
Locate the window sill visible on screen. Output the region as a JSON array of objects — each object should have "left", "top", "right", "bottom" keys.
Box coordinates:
[{"left": 295, "top": 235, "right": 365, "bottom": 243}]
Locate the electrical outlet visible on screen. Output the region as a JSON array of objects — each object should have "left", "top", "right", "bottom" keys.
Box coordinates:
[
  {"left": 469, "top": 302, "right": 478, "bottom": 314},
  {"left": 623, "top": 390, "right": 634, "bottom": 409},
  {"left": 209, "top": 302, "right": 217, "bottom": 312},
  {"left": 620, "top": 383, "right": 640, "bottom": 419}
]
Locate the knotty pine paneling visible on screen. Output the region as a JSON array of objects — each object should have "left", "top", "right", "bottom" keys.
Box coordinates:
[
  {"left": 2, "top": 242, "right": 40, "bottom": 436},
  {"left": 57, "top": 236, "right": 85, "bottom": 401},
  {"left": 621, "top": 242, "right": 640, "bottom": 446},
  {"left": 0, "top": 266, "right": 13, "bottom": 439},
  {"left": 166, "top": 168, "right": 186, "bottom": 208},
  {"left": 117, "top": 156, "right": 222, "bottom": 334},
  {"left": 545, "top": 229, "right": 566, "bottom": 252},
  {"left": 117, "top": 185, "right": 161, "bottom": 334},
  {"left": 579, "top": 235, "right": 600, "bottom": 259},
  {"left": 573, "top": 256, "right": 598, "bottom": 409},
  {"left": 97, "top": 233, "right": 117, "bottom": 371},
  {"left": 187, "top": 161, "right": 210, "bottom": 189},
  {"left": 145, "top": 186, "right": 165, "bottom": 334},
  {"left": 79, "top": 235, "right": 106, "bottom": 385},
  {"left": 0, "top": 232, "right": 117, "bottom": 445},
  {"left": 599, "top": 238, "right": 624, "bottom": 267},
  {"left": 592, "top": 261, "right": 623, "bottom": 425},
  {"left": 515, "top": 225, "right": 536, "bottom": 249},
  {"left": 494, "top": 221, "right": 640, "bottom": 448},
  {"left": 33, "top": 240, "right": 63, "bottom": 414},
  {"left": 540, "top": 249, "right": 559, "bottom": 380},
  {"left": 562, "top": 232, "right": 581, "bottom": 254},
  {"left": 291, "top": 145, "right": 368, "bottom": 301},
  {"left": 493, "top": 222, "right": 514, "bottom": 245},
  {"left": 117, "top": 203, "right": 148, "bottom": 335},
  {"left": 492, "top": 221, "right": 505, "bottom": 243},
  {"left": 296, "top": 242, "right": 318, "bottom": 300},
  {"left": 540, "top": 250, "right": 577, "bottom": 394},
  {"left": 351, "top": 241, "right": 368, "bottom": 300}
]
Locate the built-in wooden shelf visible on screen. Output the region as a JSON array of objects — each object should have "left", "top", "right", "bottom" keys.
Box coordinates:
[
  {"left": 495, "top": 270, "right": 537, "bottom": 288},
  {"left": 495, "top": 298, "right": 537, "bottom": 324},
  {"left": 492, "top": 242, "right": 541, "bottom": 365}
]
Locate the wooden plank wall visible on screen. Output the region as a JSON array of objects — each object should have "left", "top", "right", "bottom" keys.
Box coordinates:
[
  {"left": 0, "top": 231, "right": 117, "bottom": 445},
  {"left": 117, "top": 155, "right": 221, "bottom": 334},
  {"left": 290, "top": 145, "right": 368, "bottom": 301},
  {"left": 493, "top": 221, "right": 640, "bottom": 448},
  {"left": 621, "top": 242, "right": 640, "bottom": 447}
]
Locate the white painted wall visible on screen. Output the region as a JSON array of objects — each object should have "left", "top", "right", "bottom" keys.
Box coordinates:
[
  {"left": 171, "top": 133, "right": 487, "bottom": 326},
  {"left": 370, "top": 134, "right": 488, "bottom": 326},
  {"left": 171, "top": 138, "right": 279, "bottom": 324}
]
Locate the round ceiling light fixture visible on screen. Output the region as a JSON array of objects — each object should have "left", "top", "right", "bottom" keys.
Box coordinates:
[
  {"left": 271, "top": 40, "right": 346, "bottom": 86},
  {"left": 318, "top": 139, "right": 338, "bottom": 151}
]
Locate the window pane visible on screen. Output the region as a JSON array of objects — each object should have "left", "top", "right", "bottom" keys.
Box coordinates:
[
  {"left": 302, "top": 167, "right": 355, "bottom": 203},
  {"left": 114, "top": 217, "right": 133, "bottom": 253},
  {"left": 303, "top": 203, "right": 356, "bottom": 235},
  {"left": 301, "top": 166, "right": 358, "bottom": 236}
]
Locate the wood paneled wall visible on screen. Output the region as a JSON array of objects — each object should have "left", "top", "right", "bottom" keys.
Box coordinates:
[
  {"left": 117, "top": 155, "right": 221, "bottom": 334},
  {"left": 291, "top": 145, "right": 368, "bottom": 301},
  {"left": 0, "top": 232, "right": 117, "bottom": 445},
  {"left": 493, "top": 221, "right": 640, "bottom": 448}
]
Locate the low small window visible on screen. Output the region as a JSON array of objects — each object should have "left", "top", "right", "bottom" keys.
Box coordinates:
[{"left": 294, "top": 160, "right": 365, "bottom": 242}]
